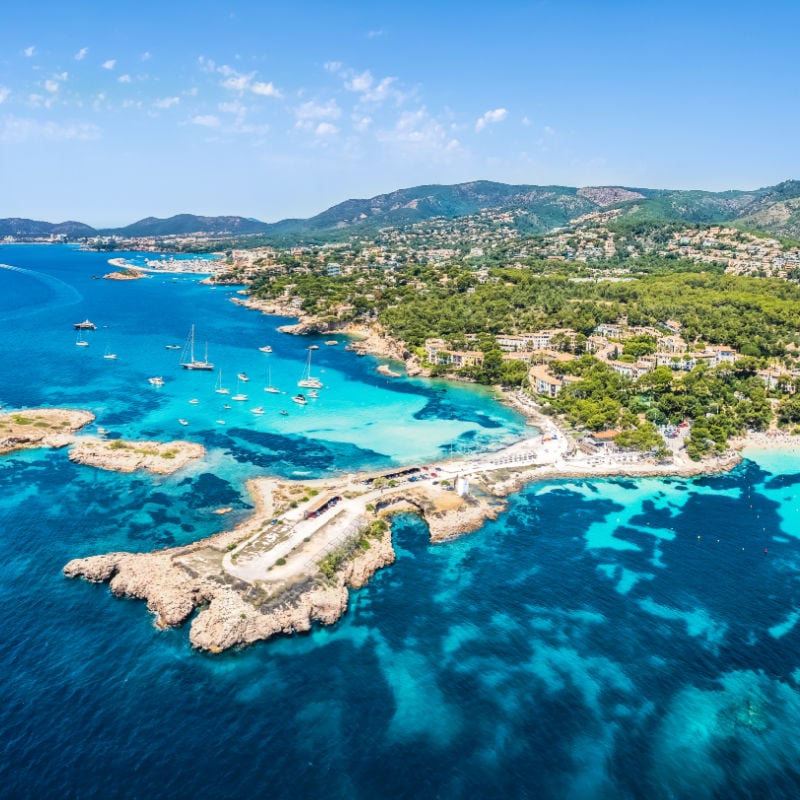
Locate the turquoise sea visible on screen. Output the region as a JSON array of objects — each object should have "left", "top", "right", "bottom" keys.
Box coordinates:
[{"left": 2, "top": 245, "right": 800, "bottom": 799}]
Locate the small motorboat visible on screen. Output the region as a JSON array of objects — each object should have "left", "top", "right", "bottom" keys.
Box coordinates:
[{"left": 148, "top": 376, "right": 164, "bottom": 386}]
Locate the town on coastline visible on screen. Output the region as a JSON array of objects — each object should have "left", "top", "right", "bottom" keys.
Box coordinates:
[{"left": 8, "top": 186, "right": 800, "bottom": 653}]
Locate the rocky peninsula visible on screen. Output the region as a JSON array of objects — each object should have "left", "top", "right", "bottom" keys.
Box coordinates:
[
  {"left": 0, "top": 408, "right": 94, "bottom": 455},
  {"left": 68, "top": 438, "right": 205, "bottom": 474},
  {"left": 61, "top": 402, "right": 756, "bottom": 654}
]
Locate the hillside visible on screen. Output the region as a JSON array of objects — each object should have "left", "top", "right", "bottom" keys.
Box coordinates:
[
  {"left": 610, "top": 180, "right": 800, "bottom": 226},
  {"left": 4, "top": 179, "right": 800, "bottom": 243},
  {"left": 102, "top": 214, "right": 269, "bottom": 237},
  {"left": 0, "top": 218, "right": 96, "bottom": 238}
]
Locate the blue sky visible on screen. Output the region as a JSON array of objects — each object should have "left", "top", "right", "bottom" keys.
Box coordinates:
[{"left": 1, "top": 0, "right": 798, "bottom": 226}]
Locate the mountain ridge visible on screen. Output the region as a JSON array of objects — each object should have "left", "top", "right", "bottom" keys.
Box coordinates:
[{"left": 3, "top": 179, "right": 800, "bottom": 241}]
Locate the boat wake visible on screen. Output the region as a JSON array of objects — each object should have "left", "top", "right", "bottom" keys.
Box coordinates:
[{"left": 0, "top": 263, "right": 83, "bottom": 320}]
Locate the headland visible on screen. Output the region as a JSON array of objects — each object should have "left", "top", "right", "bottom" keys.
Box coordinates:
[{"left": 62, "top": 389, "right": 758, "bottom": 653}]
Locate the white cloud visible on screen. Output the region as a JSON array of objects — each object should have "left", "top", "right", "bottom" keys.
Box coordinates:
[
  {"left": 352, "top": 114, "right": 372, "bottom": 132},
  {"left": 295, "top": 99, "right": 341, "bottom": 121},
  {"left": 475, "top": 107, "right": 508, "bottom": 132},
  {"left": 192, "top": 114, "right": 221, "bottom": 127},
  {"left": 323, "top": 61, "right": 343, "bottom": 73},
  {"left": 0, "top": 115, "right": 101, "bottom": 143},
  {"left": 102, "top": 59, "right": 116, "bottom": 70},
  {"left": 44, "top": 80, "right": 60, "bottom": 94},
  {"left": 219, "top": 100, "right": 246, "bottom": 115},
  {"left": 522, "top": 116, "right": 531, "bottom": 126},
  {"left": 118, "top": 74, "right": 132, "bottom": 84},
  {"left": 345, "top": 70, "right": 373, "bottom": 93},
  {"left": 221, "top": 71, "right": 252, "bottom": 92},
  {"left": 251, "top": 80, "right": 280, "bottom": 97},
  {"left": 75, "top": 47, "right": 88, "bottom": 61},
  {"left": 315, "top": 122, "right": 338, "bottom": 136},
  {"left": 154, "top": 96, "right": 180, "bottom": 109},
  {"left": 24, "top": 46, "right": 35, "bottom": 58},
  {"left": 338, "top": 67, "right": 403, "bottom": 105},
  {"left": 367, "top": 29, "right": 384, "bottom": 38},
  {"left": 377, "top": 107, "right": 462, "bottom": 157},
  {"left": 216, "top": 65, "right": 281, "bottom": 97},
  {"left": 141, "top": 51, "right": 152, "bottom": 61},
  {"left": 0, "top": 87, "right": 10, "bottom": 104},
  {"left": 543, "top": 125, "right": 556, "bottom": 136}
]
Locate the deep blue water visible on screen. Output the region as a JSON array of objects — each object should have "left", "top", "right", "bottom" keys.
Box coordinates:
[{"left": 2, "top": 246, "right": 800, "bottom": 799}]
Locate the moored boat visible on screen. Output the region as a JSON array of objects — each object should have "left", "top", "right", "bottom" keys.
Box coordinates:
[
  {"left": 214, "top": 370, "right": 230, "bottom": 395},
  {"left": 148, "top": 376, "right": 164, "bottom": 386},
  {"left": 291, "top": 393, "right": 307, "bottom": 405},
  {"left": 258, "top": 345, "right": 273, "bottom": 353},
  {"left": 264, "top": 366, "right": 280, "bottom": 394},
  {"left": 180, "top": 325, "right": 214, "bottom": 371},
  {"left": 297, "top": 349, "right": 323, "bottom": 389},
  {"left": 74, "top": 319, "right": 97, "bottom": 330}
]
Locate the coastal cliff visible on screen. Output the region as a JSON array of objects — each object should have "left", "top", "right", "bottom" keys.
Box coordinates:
[{"left": 63, "top": 524, "right": 395, "bottom": 652}]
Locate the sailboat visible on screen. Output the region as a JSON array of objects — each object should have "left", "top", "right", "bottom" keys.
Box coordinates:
[
  {"left": 75, "top": 331, "right": 89, "bottom": 347},
  {"left": 180, "top": 324, "right": 214, "bottom": 370},
  {"left": 215, "top": 370, "right": 230, "bottom": 395},
  {"left": 297, "top": 349, "right": 323, "bottom": 389},
  {"left": 103, "top": 346, "right": 117, "bottom": 360},
  {"left": 264, "top": 366, "right": 281, "bottom": 394},
  {"left": 231, "top": 377, "right": 248, "bottom": 401}
]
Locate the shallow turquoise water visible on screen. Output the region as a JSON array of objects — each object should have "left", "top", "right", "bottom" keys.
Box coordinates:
[{"left": 2, "top": 246, "right": 800, "bottom": 799}]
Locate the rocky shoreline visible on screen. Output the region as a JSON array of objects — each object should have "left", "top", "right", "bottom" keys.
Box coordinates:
[
  {"left": 63, "top": 477, "right": 396, "bottom": 652},
  {"left": 230, "top": 295, "right": 428, "bottom": 376},
  {"left": 0, "top": 408, "right": 95, "bottom": 455},
  {"left": 68, "top": 438, "right": 205, "bottom": 474}
]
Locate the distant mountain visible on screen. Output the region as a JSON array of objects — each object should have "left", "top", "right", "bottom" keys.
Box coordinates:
[
  {"left": 101, "top": 214, "right": 269, "bottom": 237},
  {"left": 4, "top": 179, "right": 800, "bottom": 243},
  {"left": 0, "top": 218, "right": 96, "bottom": 238},
  {"left": 263, "top": 180, "right": 608, "bottom": 237},
  {"left": 608, "top": 180, "right": 800, "bottom": 227}
]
